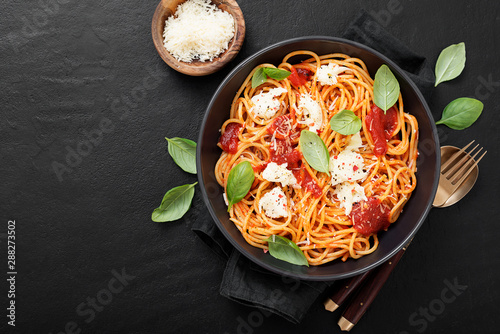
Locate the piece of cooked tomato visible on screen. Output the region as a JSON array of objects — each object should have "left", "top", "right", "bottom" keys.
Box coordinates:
[{"left": 219, "top": 123, "right": 242, "bottom": 154}]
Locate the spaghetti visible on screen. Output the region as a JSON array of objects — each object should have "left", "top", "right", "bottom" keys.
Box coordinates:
[{"left": 215, "top": 51, "right": 418, "bottom": 266}]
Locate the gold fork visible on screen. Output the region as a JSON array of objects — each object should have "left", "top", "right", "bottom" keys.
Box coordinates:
[{"left": 433, "top": 140, "right": 487, "bottom": 207}]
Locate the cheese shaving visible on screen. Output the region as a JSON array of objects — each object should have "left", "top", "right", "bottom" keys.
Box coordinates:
[{"left": 163, "top": 0, "right": 235, "bottom": 63}]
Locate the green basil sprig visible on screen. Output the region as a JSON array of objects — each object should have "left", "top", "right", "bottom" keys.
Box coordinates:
[
  {"left": 226, "top": 161, "right": 255, "bottom": 211},
  {"left": 152, "top": 182, "right": 197, "bottom": 222},
  {"left": 252, "top": 67, "right": 291, "bottom": 88},
  {"left": 330, "top": 109, "right": 362, "bottom": 135},
  {"left": 263, "top": 68, "right": 291, "bottom": 80},
  {"left": 435, "top": 42, "right": 466, "bottom": 87},
  {"left": 166, "top": 137, "right": 197, "bottom": 174},
  {"left": 436, "top": 97, "right": 483, "bottom": 130},
  {"left": 265, "top": 235, "right": 309, "bottom": 267},
  {"left": 252, "top": 68, "right": 267, "bottom": 89},
  {"left": 373, "top": 64, "right": 400, "bottom": 113},
  {"left": 299, "top": 130, "right": 330, "bottom": 176}
]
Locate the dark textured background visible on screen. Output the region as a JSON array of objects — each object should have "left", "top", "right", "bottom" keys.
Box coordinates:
[{"left": 1, "top": 0, "right": 499, "bottom": 333}]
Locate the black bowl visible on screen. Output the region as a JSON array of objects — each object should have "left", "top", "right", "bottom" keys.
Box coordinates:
[{"left": 197, "top": 36, "right": 440, "bottom": 281}]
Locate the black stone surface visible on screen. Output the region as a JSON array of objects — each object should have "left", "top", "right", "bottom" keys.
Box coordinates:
[{"left": 1, "top": 0, "right": 499, "bottom": 333}]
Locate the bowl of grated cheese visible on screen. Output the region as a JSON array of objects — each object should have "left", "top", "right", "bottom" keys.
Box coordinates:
[{"left": 152, "top": 0, "right": 245, "bottom": 76}]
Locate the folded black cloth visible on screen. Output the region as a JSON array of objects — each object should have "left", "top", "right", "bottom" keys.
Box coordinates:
[
  {"left": 343, "top": 10, "right": 435, "bottom": 100},
  {"left": 220, "top": 250, "right": 331, "bottom": 323},
  {"left": 192, "top": 9, "right": 435, "bottom": 324}
]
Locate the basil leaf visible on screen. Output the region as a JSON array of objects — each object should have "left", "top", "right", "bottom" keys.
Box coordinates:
[
  {"left": 252, "top": 68, "right": 267, "bottom": 88},
  {"left": 373, "top": 64, "right": 400, "bottom": 112},
  {"left": 252, "top": 67, "right": 291, "bottom": 88},
  {"left": 435, "top": 42, "right": 466, "bottom": 87},
  {"left": 265, "top": 235, "right": 309, "bottom": 267},
  {"left": 329, "top": 109, "right": 362, "bottom": 135},
  {"left": 226, "top": 161, "right": 255, "bottom": 211},
  {"left": 263, "top": 68, "right": 291, "bottom": 81},
  {"left": 436, "top": 97, "right": 483, "bottom": 130},
  {"left": 166, "top": 137, "right": 197, "bottom": 174},
  {"left": 152, "top": 182, "right": 197, "bottom": 222},
  {"left": 299, "top": 130, "right": 330, "bottom": 176}
]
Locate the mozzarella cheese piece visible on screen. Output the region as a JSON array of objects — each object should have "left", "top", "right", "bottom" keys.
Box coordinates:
[
  {"left": 345, "top": 132, "right": 363, "bottom": 151},
  {"left": 333, "top": 182, "right": 367, "bottom": 215},
  {"left": 259, "top": 187, "right": 288, "bottom": 218},
  {"left": 330, "top": 150, "right": 368, "bottom": 185},
  {"left": 298, "top": 93, "right": 323, "bottom": 133},
  {"left": 316, "top": 63, "right": 349, "bottom": 85},
  {"left": 330, "top": 132, "right": 368, "bottom": 186},
  {"left": 250, "top": 87, "right": 287, "bottom": 119},
  {"left": 262, "top": 162, "right": 297, "bottom": 187},
  {"left": 330, "top": 132, "right": 369, "bottom": 215}
]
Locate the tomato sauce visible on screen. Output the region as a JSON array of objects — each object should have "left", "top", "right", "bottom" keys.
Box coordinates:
[
  {"left": 252, "top": 162, "right": 268, "bottom": 173},
  {"left": 351, "top": 197, "right": 390, "bottom": 236},
  {"left": 366, "top": 105, "right": 399, "bottom": 157},
  {"left": 269, "top": 129, "right": 322, "bottom": 198},
  {"left": 297, "top": 68, "right": 313, "bottom": 81},
  {"left": 384, "top": 106, "right": 398, "bottom": 139},
  {"left": 292, "top": 167, "right": 323, "bottom": 198},
  {"left": 220, "top": 123, "right": 242, "bottom": 154},
  {"left": 267, "top": 115, "right": 297, "bottom": 140},
  {"left": 288, "top": 66, "right": 313, "bottom": 87},
  {"left": 270, "top": 138, "right": 301, "bottom": 165}
]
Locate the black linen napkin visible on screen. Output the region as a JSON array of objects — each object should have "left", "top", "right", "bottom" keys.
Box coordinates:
[
  {"left": 343, "top": 10, "right": 435, "bottom": 99},
  {"left": 192, "top": 9, "right": 435, "bottom": 324}
]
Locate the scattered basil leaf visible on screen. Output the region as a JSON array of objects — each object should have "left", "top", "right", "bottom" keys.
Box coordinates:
[
  {"left": 166, "top": 137, "right": 197, "bottom": 174},
  {"left": 263, "top": 68, "right": 291, "bottom": 81},
  {"left": 299, "top": 130, "right": 330, "bottom": 176},
  {"left": 265, "top": 235, "right": 309, "bottom": 267},
  {"left": 329, "top": 109, "right": 362, "bottom": 135},
  {"left": 252, "top": 68, "right": 267, "bottom": 88},
  {"left": 152, "top": 182, "right": 197, "bottom": 222},
  {"left": 226, "top": 161, "right": 255, "bottom": 211},
  {"left": 373, "top": 64, "right": 400, "bottom": 113},
  {"left": 434, "top": 42, "right": 466, "bottom": 87},
  {"left": 435, "top": 97, "right": 483, "bottom": 130}
]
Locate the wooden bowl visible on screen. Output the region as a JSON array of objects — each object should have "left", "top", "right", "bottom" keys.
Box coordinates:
[{"left": 151, "top": 0, "right": 245, "bottom": 76}]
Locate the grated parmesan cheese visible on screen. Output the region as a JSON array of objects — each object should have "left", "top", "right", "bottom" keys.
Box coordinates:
[
  {"left": 329, "top": 96, "right": 339, "bottom": 110},
  {"left": 163, "top": 0, "right": 235, "bottom": 63}
]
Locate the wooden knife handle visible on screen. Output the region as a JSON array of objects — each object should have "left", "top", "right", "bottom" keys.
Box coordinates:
[
  {"left": 338, "top": 247, "right": 407, "bottom": 331},
  {"left": 324, "top": 270, "right": 372, "bottom": 312}
]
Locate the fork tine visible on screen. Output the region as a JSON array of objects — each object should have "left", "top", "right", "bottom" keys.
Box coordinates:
[
  {"left": 475, "top": 150, "right": 487, "bottom": 164},
  {"left": 441, "top": 140, "right": 475, "bottom": 172},
  {"left": 449, "top": 147, "right": 482, "bottom": 183},
  {"left": 450, "top": 149, "right": 486, "bottom": 185},
  {"left": 444, "top": 143, "right": 479, "bottom": 179}
]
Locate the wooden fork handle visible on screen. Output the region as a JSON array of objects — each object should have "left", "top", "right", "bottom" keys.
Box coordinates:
[
  {"left": 324, "top": 270, "right": 372, "bottom": 312},
  {"left": 338, "top": 247, "right": 407, "bottom": 331}
]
